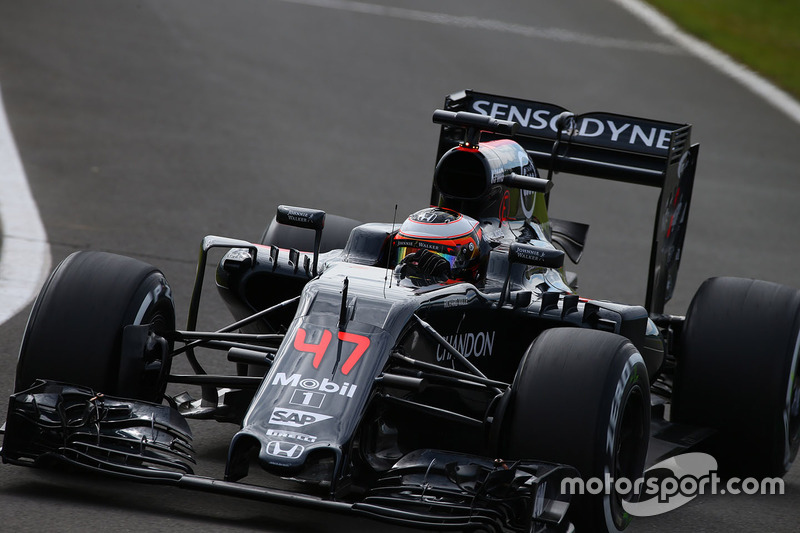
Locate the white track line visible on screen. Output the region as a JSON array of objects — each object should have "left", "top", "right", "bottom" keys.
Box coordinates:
[
  {"left": 283, "top": 0, "right": 800, "bottom": 126},
  {"left": 611, "top": 0, "right": 800, "bottom": 126},
  {"left": 275, "top": 0, "right": 682, "bottom": 54},
  {"left": 0, "top": 86, "right": 51, "bottom": 326}
]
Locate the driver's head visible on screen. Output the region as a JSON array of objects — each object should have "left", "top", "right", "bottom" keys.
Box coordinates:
[{"left": 393, "top": 207, "right": 488, "bottom": 283}]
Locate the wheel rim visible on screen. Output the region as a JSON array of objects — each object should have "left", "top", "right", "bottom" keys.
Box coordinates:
[
  {"left": 609, "top": 384, "right": 646, "bottom": 529},
  {"left": 138, "top": 300, "right": 175, "bottom": 401},
  {"left": 783, "top": 332, "right": 800, "bottom": 470}
]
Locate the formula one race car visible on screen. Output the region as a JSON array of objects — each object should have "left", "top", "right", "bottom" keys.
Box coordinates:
[{"left": 3, "top": 90, "right": 800, "bottom": 533}]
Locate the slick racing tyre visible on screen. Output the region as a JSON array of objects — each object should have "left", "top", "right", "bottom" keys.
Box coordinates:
[
  {"left": 500, "top": 328, "right": 650, "bottom": 533},
  {"left": 15, "top": 251, "right": 175, "bottom": 403},
  {"left": 672, "top": 276, "right": 800, "bottom": 478},
  {"left": 260, "top": 213, "right": 361, "bottom": 252}
]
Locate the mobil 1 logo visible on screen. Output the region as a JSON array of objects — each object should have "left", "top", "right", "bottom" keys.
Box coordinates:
[{"left": 290, "top": 389, "right": 325, "bottom": 409}]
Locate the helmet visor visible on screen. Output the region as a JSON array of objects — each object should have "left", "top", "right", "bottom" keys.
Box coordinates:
[{"left": 394, "top": 239, "right": 461, "bottom": 269}]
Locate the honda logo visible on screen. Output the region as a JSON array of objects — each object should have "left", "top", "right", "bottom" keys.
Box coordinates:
[{"left": 266, "top": 440, "right": 305, "bottom": 459}]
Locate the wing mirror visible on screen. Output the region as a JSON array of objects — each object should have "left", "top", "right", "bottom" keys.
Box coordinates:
[
  {"left": 276, "top": 205, "right": 326, "bottom": 276},
  {"left": 499, "top": 243, "right": 565, "bottom": 308},
  {"left": 508, "top": 242, "right": 565, "bottom": 269}
]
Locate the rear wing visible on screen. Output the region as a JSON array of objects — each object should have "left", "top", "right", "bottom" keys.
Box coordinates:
[{"left": 433, "top": 90, "right": 700, "bottom": 315}]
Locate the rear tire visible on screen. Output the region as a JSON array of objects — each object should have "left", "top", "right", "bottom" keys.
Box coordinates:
[
  {"left": 672, "top": 276, "right": 800, "bottom": 477},
  {"left": 15, "top": 251, "right": 175, "bottom": 402},
  {"left": 500, "top": 328, "right": 650, "bottom": 532}
]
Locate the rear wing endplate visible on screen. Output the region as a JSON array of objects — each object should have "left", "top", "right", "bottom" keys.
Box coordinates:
[{"left": 434, "top": 90, "right": 700, "bottom": 314}]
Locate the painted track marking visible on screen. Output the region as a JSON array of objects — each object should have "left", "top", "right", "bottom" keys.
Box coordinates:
[
  {"left": 611, "top": 0, "right": 800, "bottom": 126},
  {"left": 0, "top": 86, "right": 51, "bottom": 326},
  {"left": 275, "top": 0, "right": 683, "bottom": 54}
]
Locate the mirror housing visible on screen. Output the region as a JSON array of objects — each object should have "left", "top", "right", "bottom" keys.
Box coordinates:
[{"left": 509, "top": 242, "right": 565, "bottom": 269}]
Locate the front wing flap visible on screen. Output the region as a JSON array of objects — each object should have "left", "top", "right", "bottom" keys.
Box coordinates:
[
  {"left": 1, "top": 380, "right": 195, "bottom": 476},
  {"left": 358, "top": 449, "right": 578, "bottom": 532}
]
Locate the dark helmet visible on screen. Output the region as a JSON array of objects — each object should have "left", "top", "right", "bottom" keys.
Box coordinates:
[{"left": 393, "top": 207, "right": 488, "bottom": 283}]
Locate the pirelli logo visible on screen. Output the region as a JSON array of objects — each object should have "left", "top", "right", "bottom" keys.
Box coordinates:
[{"left": 266, "top": 428, "right": 318, "bottom": 443}]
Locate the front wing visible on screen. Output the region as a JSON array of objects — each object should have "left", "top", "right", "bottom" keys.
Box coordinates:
[{"left": 1, "top": 380, "right": 576, "bottom": 533}]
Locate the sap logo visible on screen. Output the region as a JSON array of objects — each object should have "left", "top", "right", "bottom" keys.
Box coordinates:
[
  {"left": 269, "top": 407, "right": 333, "bottom": 428},
  {"left": 266, "top": 440, "right": 304, "bottom": 459}
]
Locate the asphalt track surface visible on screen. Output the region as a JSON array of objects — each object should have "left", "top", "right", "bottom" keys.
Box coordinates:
[{"left": 1, "top": 1, "right": 799, "bottom": 531}]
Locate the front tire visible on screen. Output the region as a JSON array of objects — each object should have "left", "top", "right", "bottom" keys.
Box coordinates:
[
  {"left": 672, "top": 276, "right": 800, "bottom": 477},
  {"left": 15, "top": 251, "right": 175, "bottom": 402},
  {"left": 500, "top": 328, "right": 650, "bottom": 532}
]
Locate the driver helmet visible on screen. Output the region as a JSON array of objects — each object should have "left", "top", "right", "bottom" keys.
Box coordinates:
[{"left": 393, "top": 207, "right": 488, "bottom": 283}]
